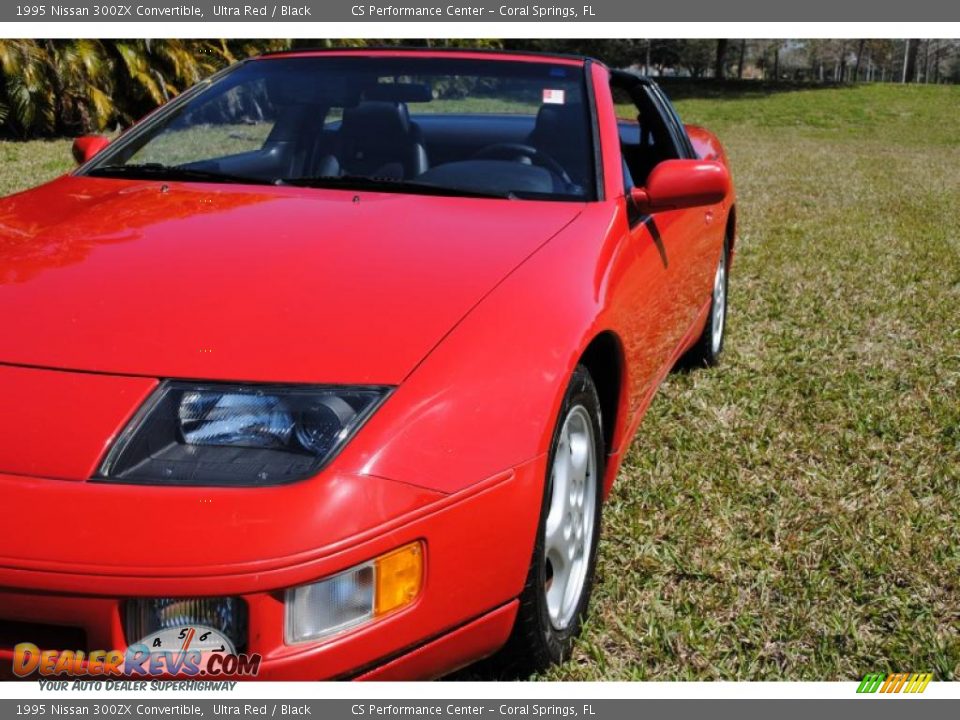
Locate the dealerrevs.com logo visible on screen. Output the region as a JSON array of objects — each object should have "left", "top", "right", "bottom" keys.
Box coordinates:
[
  {"left": 13, "top": 625, "right": 261, "bottom": 678},
  {"left": 857, "top": 673, "right": 933, "bottom": 694}
]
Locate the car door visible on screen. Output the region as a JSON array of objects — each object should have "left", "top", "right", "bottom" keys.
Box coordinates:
[
  {"left": 647, "top": 84, "right": 724, "bottom": 334},
  {"left": 615, "top": 79, "right": 705, "bottom": 392}
]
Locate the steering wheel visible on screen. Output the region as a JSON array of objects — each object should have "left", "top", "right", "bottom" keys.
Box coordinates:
[{"left": 472, "top": 143, "right": 572, "bottom": 185}]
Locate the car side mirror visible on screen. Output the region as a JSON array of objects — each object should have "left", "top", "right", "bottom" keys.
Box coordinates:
[
  {"left": 630, "top": 159, "right": 730, "bottom": 213},
  {"left": 72, "top": 135, "right": 111, "bottom": 165}
]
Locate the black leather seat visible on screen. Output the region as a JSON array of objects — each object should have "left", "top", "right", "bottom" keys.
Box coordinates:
[
  {"left": 316, "top": 101, "right": 429, "bottom": 180},
  {"left": 527, "top": 104, "right": 590, "bottom": 186}
]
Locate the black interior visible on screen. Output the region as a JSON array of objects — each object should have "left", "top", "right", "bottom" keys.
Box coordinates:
[
  {"left": 610, "top": 75, "right": 686, "bottom": 191},
  {"left": 189, "top": 100, "right": 594, "bottom": 198},
  {"left": 189, "top": 93, "right": 677, "bottom": 200},
  {"left": 315, "top": 101, "right": 430, "bottom": 180},
  {"left": 88, "top": 57, "right": 614, "bottom": 200},
  {"left": 617, "top": 119, "right": 682, "bottom": 190}
]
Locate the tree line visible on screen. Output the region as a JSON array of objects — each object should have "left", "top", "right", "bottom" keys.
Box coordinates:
[
  {"left": 516, "top": 39, "right": 960, "bottom": 84},
  {"left": 1, "top": 39, "right": 957, "bottom": 138}
]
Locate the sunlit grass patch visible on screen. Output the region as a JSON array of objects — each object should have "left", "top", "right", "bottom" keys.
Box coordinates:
[{"left": 550, "top": 83, "right": 960, "bottom": 681}]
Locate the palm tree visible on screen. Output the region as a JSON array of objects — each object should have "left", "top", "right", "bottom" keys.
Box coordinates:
[
  {"left": 0, "top": 40, "right": 55, "bottom": 135},
  {"left": 0, "top": 39, "right": 292, "bottom": 136},
  {"left": 45, "top": 40, "right": 116, "bottom": 132},
  {"left": 0, "top": 40, "right": 115, "bottom": 135},
  {"left": 106, "top": 40, "right": 291, "bottom": 123}
]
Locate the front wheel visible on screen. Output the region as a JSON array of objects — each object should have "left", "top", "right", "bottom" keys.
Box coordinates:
[{"left": 492, "top": 365, "right": 604, "bottom": 676}]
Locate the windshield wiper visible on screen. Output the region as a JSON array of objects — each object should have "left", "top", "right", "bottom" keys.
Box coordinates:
[
  {"left": 87, "top": 163, "right": 273, "bottom": 186},
  {"left": 279, "top": 174, "right": 517, "bottom": 200}
]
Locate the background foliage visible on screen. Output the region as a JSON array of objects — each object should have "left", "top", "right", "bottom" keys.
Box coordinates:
[{"left": 1, "top": 38, "right": 958, "bottom": 138}]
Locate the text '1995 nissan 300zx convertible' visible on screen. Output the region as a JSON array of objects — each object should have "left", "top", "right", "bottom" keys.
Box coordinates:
[{"left": 0, "top": 48, "right": 735, "bottom": 680}]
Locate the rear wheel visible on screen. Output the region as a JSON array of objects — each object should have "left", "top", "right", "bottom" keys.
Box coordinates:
[
  {"left": 684, "top": 241, "right": 729, "bottom": 367},
  {"left": 491, "top": 365, "right": 604, "bottom": 676}
]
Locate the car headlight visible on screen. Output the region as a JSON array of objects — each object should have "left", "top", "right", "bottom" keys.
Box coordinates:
[{"left": 98, "top": 381, "right": 389, "bottom": 486}]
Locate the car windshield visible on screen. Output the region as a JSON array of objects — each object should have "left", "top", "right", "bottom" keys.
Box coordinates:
[{"left": 84, "top": 55, "right": 596, "bottom": 201}]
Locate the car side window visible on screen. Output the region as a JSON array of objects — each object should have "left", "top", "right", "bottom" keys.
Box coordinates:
[
  {"left": 648, "top": 84, "right": 696, "bottom": 160},
  {"left": 615, "top": 84, "right": 682, "bottom": 190}
]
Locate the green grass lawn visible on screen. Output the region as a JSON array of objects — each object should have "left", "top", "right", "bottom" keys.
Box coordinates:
[
  {"left": 551, "top": 83, "right": 960, "bottom": 681},
  {"left": 1, "top": 83, "right": 957, "bottom": 681},
  {"left": 0, "top": 137, "right": 73, "bottom": 197}
]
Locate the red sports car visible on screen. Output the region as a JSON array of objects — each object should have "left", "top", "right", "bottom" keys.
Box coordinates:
[{"left": 0, "top": 48, "right": 735, "bottom": 680}]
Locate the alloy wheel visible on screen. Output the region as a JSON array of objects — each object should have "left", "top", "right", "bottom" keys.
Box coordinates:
[{"left": 543, "top": 404, "right": 598, "bottom": 630}]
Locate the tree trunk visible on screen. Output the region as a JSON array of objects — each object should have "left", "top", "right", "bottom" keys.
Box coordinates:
[
  {"left": 737, "top": 39, "right": 746, "bottom": 79},
  {"left": 853, "top": 39, "right": 865, "bottom": 81},
  {"left": 714, "top": 39, "right": 728, "bottom": 79},
  {"left": 43, "top": 40, "right": 69, "bottom": 134},
  {"left": 772, "top": 44, "right": 779, "bottom": 81},
  {"left": 903, "top": 39, "right": 919, "bottom": 82}
]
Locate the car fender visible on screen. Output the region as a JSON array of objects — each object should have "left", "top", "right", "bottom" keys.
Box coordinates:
[
  {"left": 685, "top": 123, "right": 738, "bottom": 256},
  {"left": 342, "top": 201, "right": 628, "bottom": 498}
]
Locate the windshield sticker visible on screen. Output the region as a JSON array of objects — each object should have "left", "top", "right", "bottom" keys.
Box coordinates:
[{"left": 543, "top": 89, "right": 566, "bottom": 105}]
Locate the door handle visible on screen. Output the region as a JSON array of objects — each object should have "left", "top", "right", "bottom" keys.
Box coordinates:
[{"left": 705, "top": 210, "right": 715, "bottom": 225}]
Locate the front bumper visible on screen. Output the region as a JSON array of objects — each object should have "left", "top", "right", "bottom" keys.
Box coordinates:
[{"left": 0, "top": 457, "right": 543, "bottom": 680}]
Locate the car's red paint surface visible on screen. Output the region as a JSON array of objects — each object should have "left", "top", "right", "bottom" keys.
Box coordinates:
[
  {"left": 686, "top": 123, "right": 737, "bottom": 262},
  {"left": 0, "top": 176, "right": 582, "bottom": 384},
  {"left": 0, "top": 49, "right": 736, "bottom": 679},
  {"left": 686, "top": 123, "right": 731, "bottom": 166},
  {"left": 71, "top": 135, "right": 111, "bottom": 164},
  {"left": 631, "top": 159, "right": 730, "bottom": 212}
]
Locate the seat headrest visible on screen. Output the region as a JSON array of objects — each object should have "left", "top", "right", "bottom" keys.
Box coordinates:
[
  {"left": 340, "top": 101, "right": 412, "bottom": 139},
  {"left": 531, "top": 104, "right": 586, "bottom": 141}
]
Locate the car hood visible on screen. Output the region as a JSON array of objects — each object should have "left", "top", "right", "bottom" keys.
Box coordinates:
[{"left": 0, "top": 176, "right": 582, "bottom": 384}]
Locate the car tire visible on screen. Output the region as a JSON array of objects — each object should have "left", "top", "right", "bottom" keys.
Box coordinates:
[
  {"left": 491, "top": 364, "right": 604, "bottom": 677},
  {"left": 683, "top": 240, "right": 729, "bottom": 368}
]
